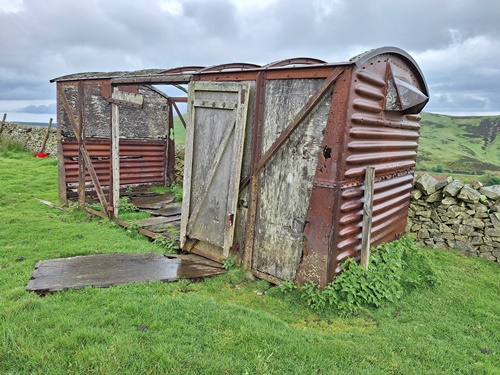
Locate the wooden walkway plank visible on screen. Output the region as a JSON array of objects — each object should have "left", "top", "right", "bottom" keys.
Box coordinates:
[{"left": 26, "top": 252, "right": 225, "bottom": 293}]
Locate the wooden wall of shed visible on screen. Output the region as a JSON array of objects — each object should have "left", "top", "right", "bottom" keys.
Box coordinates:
[
  {"left": 59, "top": 83, "right": 169, "bottom": 140},
  {"left": 250, "top": 79, "right": 333, "bottom": 281}
]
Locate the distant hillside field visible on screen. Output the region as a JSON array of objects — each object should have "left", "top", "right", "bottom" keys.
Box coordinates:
[
  {"left": 173, "top": 115, "right": 186, "bottom": 146},
  {"left": 417, "top": 112, "right": 500, "bottom": 176}
]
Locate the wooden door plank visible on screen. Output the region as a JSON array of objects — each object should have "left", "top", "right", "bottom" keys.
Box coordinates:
[
  {"left": 223, "top": 85, "right": 250, "bottom": 257},
  {"left": 77, "top": 83, "right": 86, "bottom": 209},
  {"left": 186, "top": 119, "right": 235, "bottom": 233},
  {"left": 179, "top": 82, "right": 197, "bottom": 248},
  {"left": 180, "top": 82, "right": 250, "bottom": 258},
  {"left": 361, "top": 167, "right": 375, "bottom": 270},
  {"left": 111, "top": 90, "right": 120, "bottom": 217}
]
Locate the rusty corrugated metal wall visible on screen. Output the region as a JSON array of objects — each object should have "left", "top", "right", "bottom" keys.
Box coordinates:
[
  {"left": 334, "top": 52, "right": 426, "bottom": 273},
  {"left": 62, "top": 139, "right": 166, "bottom": 197},
  {"left": 297, "top": 49, "right": 429, "bottom": 285}
]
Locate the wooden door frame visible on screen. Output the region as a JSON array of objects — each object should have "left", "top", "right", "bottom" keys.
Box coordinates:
[{"left": 180, "top": 81, "right": 250, "bottom": 259}]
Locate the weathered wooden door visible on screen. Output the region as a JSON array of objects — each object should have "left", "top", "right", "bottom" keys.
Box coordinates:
[{"left": 180, "top": 82, "right": 249, "bottom": 261}]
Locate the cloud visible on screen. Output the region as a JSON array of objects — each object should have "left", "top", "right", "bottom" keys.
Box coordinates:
[
  {"left": 413, "top": 33, "right": 500, "bottom": 113},
  {"left": 15, "top": 103, "right": 57, "bottom": 114},
  {"left": 0, "top": 0, "right": 499, "bottom": 118}
]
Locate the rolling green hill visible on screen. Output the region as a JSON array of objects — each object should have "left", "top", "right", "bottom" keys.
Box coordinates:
[
  {"left": 417, "top": 112, "right": 500, "bottom": 176},
  {"left": 173, "top": 112, "right": 499, "bottom": 177}
]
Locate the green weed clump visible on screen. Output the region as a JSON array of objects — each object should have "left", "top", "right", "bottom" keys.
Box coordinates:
[
  {"left": 284, "top": 237, "right": 440, "bottom": 315},
  {"left": 482, "top": 173, "right": 500, "bottom": 186},
  {"left": 150, "top": 182, "right": 183, "bottom": 202},
  {"left": 0, "top": 137, "right": 28, "bottom": 158},
  {"left": 167, "top": 182, "right": 183, "bottom": 202},
  {"left": 118, "top": 196, "right": 138, "bottom": 213},
  {"left": 153, "top": 225, "right": 180, "bottom": 254}
]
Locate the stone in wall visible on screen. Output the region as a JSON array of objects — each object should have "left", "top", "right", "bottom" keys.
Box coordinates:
[
  {"left": 406, "top": 173, "right": 500, "bottom": 263},
  {"left": 0, "top": 122, "right": 57, "bottom": 156}
]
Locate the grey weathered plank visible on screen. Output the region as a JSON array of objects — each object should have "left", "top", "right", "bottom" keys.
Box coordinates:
[
  {"left": 181, "top": 82, "right": 249, "bottom": 257},
  {"left": 26, "top": 252, "right": 225, "bottom": 292},
  {"left": 138, "top": 215, "right": 181, "bottom": 228},
  {"left": 131, "top": 193, "right": 175, "bottom": 209},
  {"left": 361, "top": 167, "right": 375, "bottom": 270},
  {"left": 252, "top": 79, "right": 333, "bottom": 280},
  {"left": 142, "top": 205, "right": 182, "bottom": 217},
  {"left": 111, "top": 88, "right": 120, "bottom": 217}
]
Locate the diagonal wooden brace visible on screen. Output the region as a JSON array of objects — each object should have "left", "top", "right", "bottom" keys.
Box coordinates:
[
  {"left": 255, "top": 67, "right": 344, "bottom": 175},
  {"left": 58, "top": 85, "right": 110, "bottom": 216}
]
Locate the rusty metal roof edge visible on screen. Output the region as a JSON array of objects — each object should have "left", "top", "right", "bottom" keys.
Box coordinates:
[
  {"left": 50, "top": 69, "right": 170, "bottom": 83},
  {"left": 350, "top": 46, "right": 429, "bottom": 96},
  {"left": 50, "top": 47, "right": 426, "bottom": 86},
  {"left": 193, "top": 61, "right": 352, "bottom": 77},
  {"left": 50, "top": 60, "right": 354, "bottom": 84}
]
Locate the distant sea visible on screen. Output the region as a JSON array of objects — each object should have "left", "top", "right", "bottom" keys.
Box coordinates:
[{"left": 17, "top": 121, "right": 56, "bottom": 128}]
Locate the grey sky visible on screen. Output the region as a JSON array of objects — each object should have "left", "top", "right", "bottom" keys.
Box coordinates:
[{"left": 1, "top": 0, "right": 499, "bottom": 122}]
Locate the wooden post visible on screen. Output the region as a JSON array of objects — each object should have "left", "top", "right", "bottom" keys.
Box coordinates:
[
  {"left": 77, "top": 84, "right": 86, "bottom": 210},
  {"left": 361, "top": 167, "right": 375, "bottom": 270},
  {"left": 0, "top": 113, "right": 6, "bottom": 135},
  {"left": 38, "top": 118, "right": 53, "bottom": 154},
  {"left": 111, "top": 88, "right": 120, "bottom": 218},
  {"left": 166, "top": 100, "right": 175, "bottom": 185}
]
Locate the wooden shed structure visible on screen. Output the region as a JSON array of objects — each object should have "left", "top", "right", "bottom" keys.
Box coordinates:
[
  {"left": 52, "top": 47, "right": 429, "bottom": 286},
  {"left": 50, "top": 69, "right": 187, "bottom": 215}
]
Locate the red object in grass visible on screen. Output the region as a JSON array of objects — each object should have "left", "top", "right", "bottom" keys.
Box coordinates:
[{"left": 34, "top": 153, "right": 49, "bottom": 158}]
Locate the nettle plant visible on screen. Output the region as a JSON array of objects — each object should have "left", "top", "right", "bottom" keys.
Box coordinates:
[{"left": 281, "top": 237, "right": 440, "bottom": 315}]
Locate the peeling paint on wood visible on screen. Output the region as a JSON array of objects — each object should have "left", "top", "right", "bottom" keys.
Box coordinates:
[{"left": 252, "top": 79, "right": 333, "bottom": 281}]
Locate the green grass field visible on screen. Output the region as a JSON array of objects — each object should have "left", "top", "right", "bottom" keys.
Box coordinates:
[
  {"left": 418, "top": 113, "right": 500, "bottom": 176},
  {"left": 173, "top": 115, "right": 186, "bottom": 146},
  {"left": 1, "top": 140, "right": 499, "bottom": 374}
]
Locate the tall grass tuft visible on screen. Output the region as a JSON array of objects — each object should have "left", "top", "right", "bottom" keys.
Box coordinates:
[{"left": 0, "top": 137, "right": 28, "bottom": 157}]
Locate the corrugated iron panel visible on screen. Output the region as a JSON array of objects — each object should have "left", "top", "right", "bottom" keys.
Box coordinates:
[
  {"left": 334, "top": 174, "right": 413, "bottom": 273},
  {"left": 331, "top": 54, "right": 425, "bottom": 275},
  {"left": 344, "top": 69, "right": 420, "bottom": 183},
  {"left": 62, "top": 139, "right": 166, "bottom": 192}
]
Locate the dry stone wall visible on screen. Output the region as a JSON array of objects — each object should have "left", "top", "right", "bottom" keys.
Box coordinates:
[
  {"left": 406, "top": 173, "right": 500, "bottom": 262},
  {"left": 0, "top": 122, "right": 57, "bottom": 156}
]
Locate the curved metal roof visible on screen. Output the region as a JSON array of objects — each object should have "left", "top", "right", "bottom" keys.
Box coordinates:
[
  {"left": 51, "top": 47, "right": 427, "bottom": 90},
  {"left": 263, "top": 57, "right": 327, "bottom": 68},
  {"left": 350, "top": 46, "right": 429, "bottom": 96},
  {"left": 198, "top": 63, "right": 262, "bottom": 72}
]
